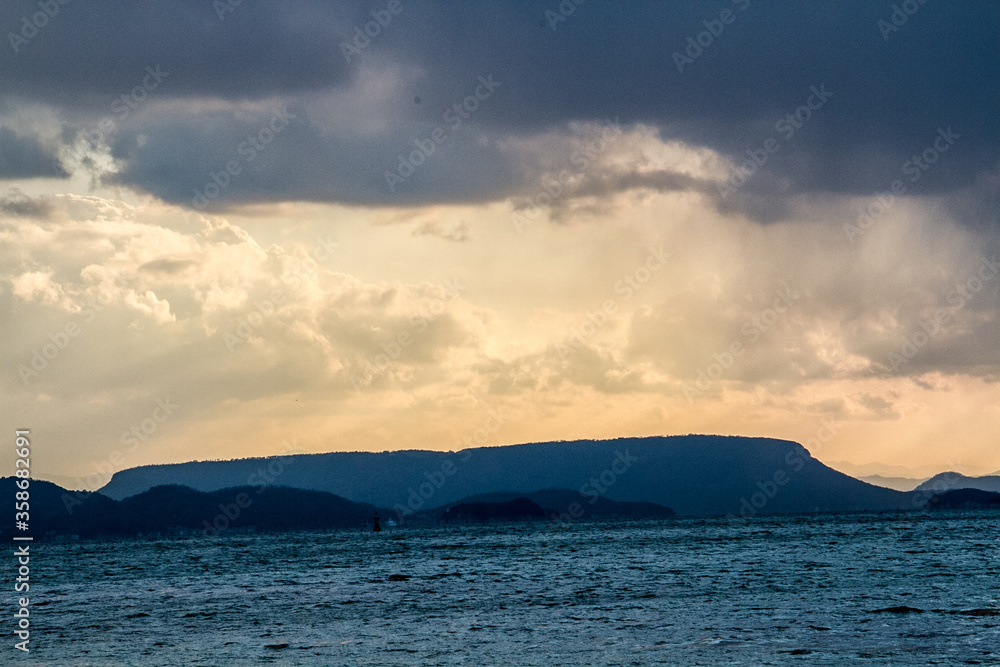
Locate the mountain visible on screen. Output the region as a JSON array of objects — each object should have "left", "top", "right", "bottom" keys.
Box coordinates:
[
  {"left": 859, "top": 475, "right": 929, "bottom": 492},
  {"left": 0, "top": 478, "right": 118, "bottom": 538},
  {"left": 827, "top": 460, "right": 994, "bottom": 478},
  {"left": 424, "top": 488, "right": 677, "bottom": 522},
  {"left": 0, "top": 478, "right": 386, "bottom": 539},
  {"left": 99, "top": 435, "right": 915, "bottom": 517},
  {"left": 915, "top": 472, "right": 1000, "bottom": 494},
  {"left": 440, "top": 497, "right": 548, "bottom": 523},
  {"left": 924, "top": 489, "right": 1000, "bottom": 510}
]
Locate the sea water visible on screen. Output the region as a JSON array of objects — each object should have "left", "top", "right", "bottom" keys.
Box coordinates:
[{"left": 26, "top": 510, "right": 1000, "bottom": 665}]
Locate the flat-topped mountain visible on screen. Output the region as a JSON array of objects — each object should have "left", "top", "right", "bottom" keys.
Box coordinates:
[{"left": 97, "top": 435, "right": 915, "bottom": 517}]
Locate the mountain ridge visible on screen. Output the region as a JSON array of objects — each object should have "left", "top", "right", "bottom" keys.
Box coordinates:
[
  {"left": 0, "top": 478, "right": 387, "bottom": 539},
  {"left": 916, "top": 472, "right": 1000, "bottom": 494},
  {"left": 98, "top": 435, "right": 919, "bottom": 517}
]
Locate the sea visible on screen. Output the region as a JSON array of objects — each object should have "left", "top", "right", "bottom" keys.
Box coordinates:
[{"left": 25, "top": 510, "right": 1000, "bottom": 665}]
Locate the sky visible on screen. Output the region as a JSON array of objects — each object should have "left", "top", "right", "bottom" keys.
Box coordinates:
[{"left": 1, "top": 1, "right": 999, "bottom": 488}]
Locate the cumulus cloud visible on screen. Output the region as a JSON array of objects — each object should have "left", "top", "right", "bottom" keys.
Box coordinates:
[{"left": 0, "top": 196, "right": 494, "bottom": 460}]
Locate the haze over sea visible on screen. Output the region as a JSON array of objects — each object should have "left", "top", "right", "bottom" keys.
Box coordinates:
[{"left": 34, "top": 510, "right": 1000, "bottom": 665}]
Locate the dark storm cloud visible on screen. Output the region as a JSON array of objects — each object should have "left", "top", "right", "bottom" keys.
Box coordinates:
[
  {"left": 2, "top": 1, "right": 997, "bottom": 211},
  {"left": 0, "top": 127, "right": 67, "bottom": 179},
  {"left": 104, "top": 103, "right": 525, "bottom": 209},
  {"left": 0, "top": 0, "right": 354, "bottom": 101}
]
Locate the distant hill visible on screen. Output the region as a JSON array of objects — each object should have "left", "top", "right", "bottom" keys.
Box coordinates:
[
  {"left": 826, "top": 460, "right": 958, "bottom": 479},
  {"left": 99, "top": 435, "right": 916, "bottom": 517},
  {"left": 0, "top": 478, "right": 386, "bottom": 539},
  {"left": 860, "top": 475, "right": 929, "bottom": 492},
  {"left": 915, "top": 473, "right": 1000, "bottom": 494},
  {"left": 0, "top": 478, "right": 117, "bottom": 538},
  {"left": 440, "top": 497, "right": 547, "bottom": 523},
  {"left": 423, "top": 488, "right": 676, "bottom": 522},
  {"left": 924, "top": 489, "right": 1000, "bottom": 510}
]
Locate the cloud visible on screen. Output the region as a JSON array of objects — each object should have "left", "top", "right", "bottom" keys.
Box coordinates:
[
  {"left": 0, "top": 1, "right": 354, "bottom": 102},
  {"left": 0, "top": 188, "right": 53, "bottom": 217},
  {"left": 853, "top": 392, "right": 901, "bottom": 420},
  {"left": 0, "top": 127, "right": 67, "bottom": 179},
  {"left": 138, "top": 258, "right": 199, "bottom": 275},
  {"left": 10, "top": 270, "right": 74, "bottom": 308},
  {"left": 0, "top": 194, "right": 491, "bottom": 405},
  {"left": 2, "top": 1, "right": 999, "bottom": 476},
  {"left": 411, "top": 219, "right": 470, "bottom": 242},
  {"left": 0, "top": 1, "right": 994, "bottom": 219}
]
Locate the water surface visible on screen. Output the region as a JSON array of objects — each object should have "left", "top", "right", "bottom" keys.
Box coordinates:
[{"left": 29, "top": 510, "right": 1000, "bottom": 665}]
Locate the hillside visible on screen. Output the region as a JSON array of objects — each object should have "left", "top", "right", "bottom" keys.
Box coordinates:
[
  {"left": 0, "top": 478, "right": 386, "bottom": 539},
  {"left": 440, "top": 497, "right": 548, "bottom": 523},
  {"left": 916, "top": 472, "right": 1000, "bottom": 494},
  {"left": 424, "top": 488, "right": 677, "bottom": 522},
  {"left": 98, "top": 435, "right": 914, "bottom": 517},
  {"left": 859, "top": 475, "right": 928, "bottom": 492},
  {"left": 924, "top": 488, "right": 1000, "bottom": 510}
]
